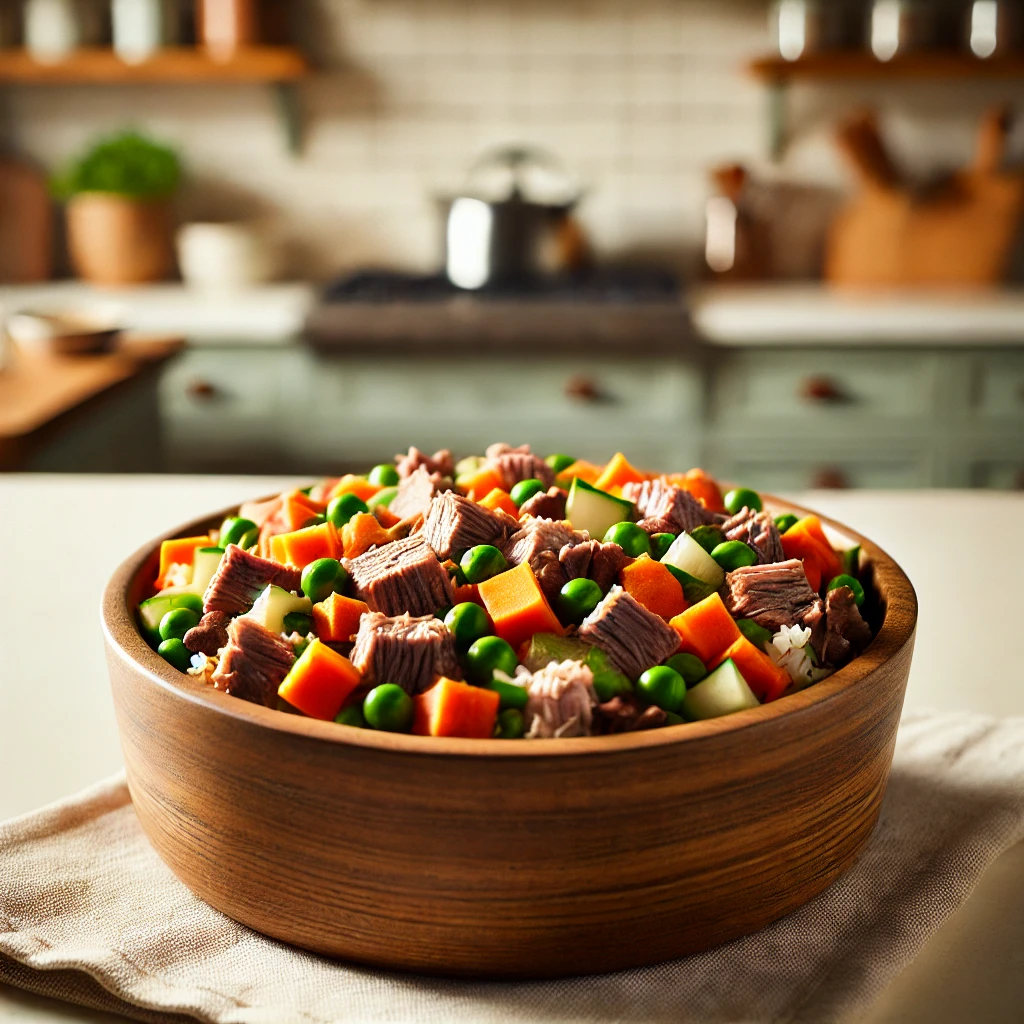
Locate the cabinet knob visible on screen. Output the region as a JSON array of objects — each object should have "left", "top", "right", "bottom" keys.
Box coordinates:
[
  {"left": 800, "top": 375, "right": 845, "bottom": 403},
  {"left": 565, "top": 375, "right": 602, "bottom": 402},
  {"left": 186, "top": 379, "right": 218, "bottom": 399},
  {"left": 811, "top": 466, "right": 850, "bottom": 490}
]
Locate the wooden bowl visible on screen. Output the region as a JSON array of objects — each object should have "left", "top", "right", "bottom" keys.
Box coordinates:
[{"left": 102, "top": 495, "right": 917, "bottom": 979}]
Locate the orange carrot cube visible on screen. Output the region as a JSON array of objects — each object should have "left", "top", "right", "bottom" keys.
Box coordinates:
[
  {"left": 312, "top": 592, "right": 369, "bottom": 643},
  {"left": 669, "top": 592, "right": 742, "bottom": 664},
  {"left": 781, "top": 515, "right": 842, "bottom": 593},
  {"left": 342, "top": 512, "right": 390, "bottom": 558},
  {"left": 556, "top": 459, "right": 602, "bottom": 486},
  {"left": 157, "top": 535, "right": 211, "bottom": 587},
  {"left": 594, "top": 452, "right": 647, "bottom": 492},
  {"left": 709, "top": 637, "right": 790, "bottom": 703},
  {"left": 478, "top": 487, "right": 520, "bottom": 517},
  {"left": 327, "top": 475, "right": 383, "bottom": 504},
  {"left": 618, "top": 554, "right": 687, "bottom": 620},
  {"left": 663, "top": 468, "right": 726, "bottom": 514},
  {"left": 413, "top": 677, "right": 500, "bottom": 738},
  {"left": 459, "top": 465, "right": 506, "bottom": 501},
  {"left": 372, "top": 504, "right": 402, "bottom": 529},
  {"left": 278, "top": 639, "right": 362, "bottom": 720},
  {"left": 477, "top": 561, "right": 564, "bottom": 651},
  {"left": 270, "top": 521, "right": 343, "bottom": 568}
]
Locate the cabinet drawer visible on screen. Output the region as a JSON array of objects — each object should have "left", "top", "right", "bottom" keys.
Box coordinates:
[
  {"left": 306, "top": 356, "right": 700, "bottom": 425},
  {"left": 711, "top": 351, "right": 939, "bottom": 424},
  {"left": 971, "top": 355, "right": 1024, "bottom": 419}
]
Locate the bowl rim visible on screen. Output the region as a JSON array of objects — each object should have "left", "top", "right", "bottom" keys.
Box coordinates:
[{"left": 102, "top": 491, "right": 918, "bottom": 759}]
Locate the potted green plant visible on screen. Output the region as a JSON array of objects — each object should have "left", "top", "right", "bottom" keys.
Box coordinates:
[{"left": 53, "top": 131, "right": 182, "bottom": 286}]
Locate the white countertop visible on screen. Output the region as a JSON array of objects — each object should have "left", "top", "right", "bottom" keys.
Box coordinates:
[
  {"left": 1, "top": 478, "right": 1022, "bottom": 1022},
  {"left": 691, "top": 284, "right": 1024, "bottom": 346}
]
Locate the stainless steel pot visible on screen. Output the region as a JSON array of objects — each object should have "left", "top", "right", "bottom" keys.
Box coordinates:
[{"left": 440, "top": 146, "right": 585, "bottom": 290}]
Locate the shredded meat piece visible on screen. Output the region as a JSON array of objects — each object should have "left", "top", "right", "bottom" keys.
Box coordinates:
[
  {"left": 346, "top": 535, "right": 454, "bottom": 617},
  {"left": 395, "top": 446, "right": 454, "bottom": 480},
  {"left": 183, "top": 611, "right": 231, "bottom": 656},
  {"left": 636, "top": 516, "right": 678, "bottom": 537},
  {"left": 210, "top": 617, "right": 295, "bottom": 707},
  {"left": 819, "top": 586, "right": 872, "bottom": 668},
  {"left": 350, "top": 611, "right": 461, "bottom": 693},
  {"left": 722, "top": 507, "right": 785, "bottom": 564},
  {"left": 390, "top": 465, "right": 452, "bottom": 519},
  {"left": 592, "top": 696, "right": 668, "bottom": 734},
  {"left": 518, "top": 486, "right": 567, "bottom": 521},
  {"left": 203, "top": 545, "right": 301, "bottom": 616},
  {"left": 622, "top": 480, "right": 715, "bottom": 534},
  {"left": 720, "top": 558, "right": 824, "bottom": 638},
  {"left": 506, "top": 517, "right": 585, "bottom": 568},
  {"left": 559, "top": 540, "right": 634, "bottom": 593},
  {"left": 577, "top": 586, "right": 680, "bottom": 681},
  {"left": 484, "top": 442, "right": 555, "bottom": 491},
  {"left": 523, "top": 660, "right": 597, "bottom": 738},
  {"left": 532, "top": 548, "right": 568, "bottom": 603},
  {"left": 421, "top": 490, "right": 514, "bottom": 560}
]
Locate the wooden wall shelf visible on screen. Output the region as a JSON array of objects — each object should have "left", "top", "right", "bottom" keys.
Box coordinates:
[
  {"left": 0, "top": 46, "right": 308, "bottom": 84},
  {"left": 750, "top": 52, "right": 1024, "bottom": 83}
]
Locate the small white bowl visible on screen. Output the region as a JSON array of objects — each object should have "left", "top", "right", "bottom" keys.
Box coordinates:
[{"left": 7, "top": 309, "right": 122, "bottom": 356}]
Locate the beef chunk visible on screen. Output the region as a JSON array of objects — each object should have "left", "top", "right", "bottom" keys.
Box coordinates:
[
  {"left": 203, "top": 544, "right": 301, "bottom": 616},
  {"left": 622, "top": 479, "right": 715, "bottom": 534},
  {"left": 559, "top": 540, "right": 634, "bottom": 593},
  {"left": 506, "top": 517, "right": 585, "bottom": 568},
  {"left": 421, "top": 490, "right": 514, "bottom": 560},
  {"left": 523, "top": 660, "right": 597, "bottom": 738},
  {"left": 637, "top": 516, "right": 678, "bottom": 537},
  {"left": 350, "top": 611, "right": 461, "bottom": 693},
  {"left": 347, "top": 535, "right": 454, "bottom": 617},
  {"left": 210, "top": 617, "right": 295, "bottom": 707},
  {"left": 820, "top": 586, "right": 873, "bottom": 668},
  {"left": 577, "top": 586, "right": 680, "bottom": 681},
  {"left": 484, "top": 442, "right": 555, "bottom": 491},
  {"left": 518, "top": 486, "right": 567, "bottom": 521},
  {"left": 722, "top": 507, "right": 785, "bottom": 564},
  {"left": 592, "top": 696, "right": 667, "bottom": 734},
  {"left": 390, "top": 465, "right": 452, "bottom": 519},
  {"left": 532, "top": 548, "right": 568, "bottom": 603},
  {"left": 183, "top": 611, "right": 231, "bottom": 656},
  {"left": 395, "top": 446, "right": 454, "bottom": 480},
  {"left": 720, "top": 558, "right": 824, "bottom": 638}
]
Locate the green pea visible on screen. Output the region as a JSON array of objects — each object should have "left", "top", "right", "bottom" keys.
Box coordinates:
[
  {"left": 283, "top": 611, "right": 314, "bottom": 635},
  {"left": 774, "top": 513, "right": 799, "bottom": 535},
  {"left": 334, "top": 704, "right": 367, "bottom": 728},
  {"left": 444, "top": 603, "right": 492, "bottom": 653},
  {"left": 158, "top": 607, "right": 200, "bottom": 643},
  {"left": 368, "top": 463, "right": 400, "bottom": 487},
  {"left": 301, "top": 557, "right": 347, "bottom": 603},
  {"left": 827, "top": 574, "right": 866, "bottom": 608},
  {"left": 464, "top": 635, "right": 517, "bottom": 684},
  {"left": 157, "top": 638, "right": 192, "bottom": 672},
  {"left": 637, "top": 665, "right": 686, "bottom": 713},
  {"left": 484, "top": 678, "right": 529, "bottom": 711},
  {"left": 603, "top": 521, "right": 652, "bottom": 558},
  {"left": 368, "top": 486, "right": 398, "bottom": 508},
  {"left": 691, "top": 524, "right": 725, "bottom": 554},
  {"left": 556, "top": 577, "right": 603, "bottom": 625},
  {"left": 363, "top": 684, "right": 414, "bottom": 732},
  {"left": 496, "top": 708, "right": 525, "bottom": 739},
  {"left": 460, "top": 544, "right": 509, "bottom": 584},
  {"left": 545, "top": 453, "right": 576, "bottom": 474},
  {"left": 592, "top": 668, "right": 633, "bottom": 702},
  {"left": 665, "top": 652, "right": 707, "bottom": 685},
  {"left": 238, "top": 527, "right": 259, "bottom": 550},
  {"left": 724, "top": 488, "right": 763, "bottom": 515},
  {"left": 510, "top": 478, "right": 546, "bottom": 507},
  {"left": 327, "top": 492, "right": 369, "bottom": 528},
  {"left": 221, "top": 516, "right": 258, "bottom": 547},
  {"left": 710, "top": 540, "right": 758, "bottom": 571},
  {"left": 736, "top": 618, "right": 773, "bottom": 649},
  {"left": 649, "top": 532, "right": 677, "bottom": 560}
]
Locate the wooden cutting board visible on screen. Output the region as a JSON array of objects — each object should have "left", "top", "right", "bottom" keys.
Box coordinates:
[{"left": 0, "top": 155, "right": 54, "bottom": 282}]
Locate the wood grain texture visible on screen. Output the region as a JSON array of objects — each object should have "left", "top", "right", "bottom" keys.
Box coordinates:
[{"left": 103, "top": 496, "right": 917, "bottom": 978}]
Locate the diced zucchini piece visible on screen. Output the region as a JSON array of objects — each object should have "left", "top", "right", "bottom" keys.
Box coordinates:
[
  {"left": 138, "top": 592, "right": 204, "bottom": 646},
  {"left": 520, "top": 632, "right": 593, "bottom": 672},
  {"left": 243, "top": 585, "right": 312, "bottom": 635},
  {"left": 660, "top": 531, "right": 725, "bottom": 590},
  {"left": 842, "top": 544, "right": 861, "bottom": 576},
  {"left": 663, "top": 564, "right": 718, "bottom": 604},
  {"left": 190, "top": 547, "right": 225, "bottom": 596},
  {"left": 455, "top": 455, "right": 485, "bottom": 478},
  {"left": 682, "top": 658, "right": 760, "bottom": 721},
  {"left": 565, "top": 478, "right": 635, "bottom": 540}
]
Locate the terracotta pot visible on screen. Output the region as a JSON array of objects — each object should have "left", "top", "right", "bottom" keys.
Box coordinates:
[{"left": 66, "top": 193, "right": 175, "bottom": 286}]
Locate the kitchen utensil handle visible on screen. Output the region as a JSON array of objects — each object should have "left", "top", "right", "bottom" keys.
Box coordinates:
[{"left": 835, "top": 110, "right": 900, "bottom": 191}]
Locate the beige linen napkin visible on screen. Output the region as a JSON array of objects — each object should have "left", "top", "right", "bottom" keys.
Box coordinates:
[{"left": 3, "top": 710, "right": 1024, "bottom": 1024}]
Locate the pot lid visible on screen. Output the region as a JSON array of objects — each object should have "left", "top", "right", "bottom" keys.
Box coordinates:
[{"left": 449, "top": 145, "right": 582, "bottom": 209}]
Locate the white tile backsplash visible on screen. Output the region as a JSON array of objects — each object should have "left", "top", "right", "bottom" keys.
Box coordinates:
[{"left": 7, "top": 0, "right": 1024, "bottom": 279}]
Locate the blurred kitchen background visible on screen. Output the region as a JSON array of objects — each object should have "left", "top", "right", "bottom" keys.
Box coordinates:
[{"left": 2, "top": 0, "right": 1024, "bottom": 488}]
